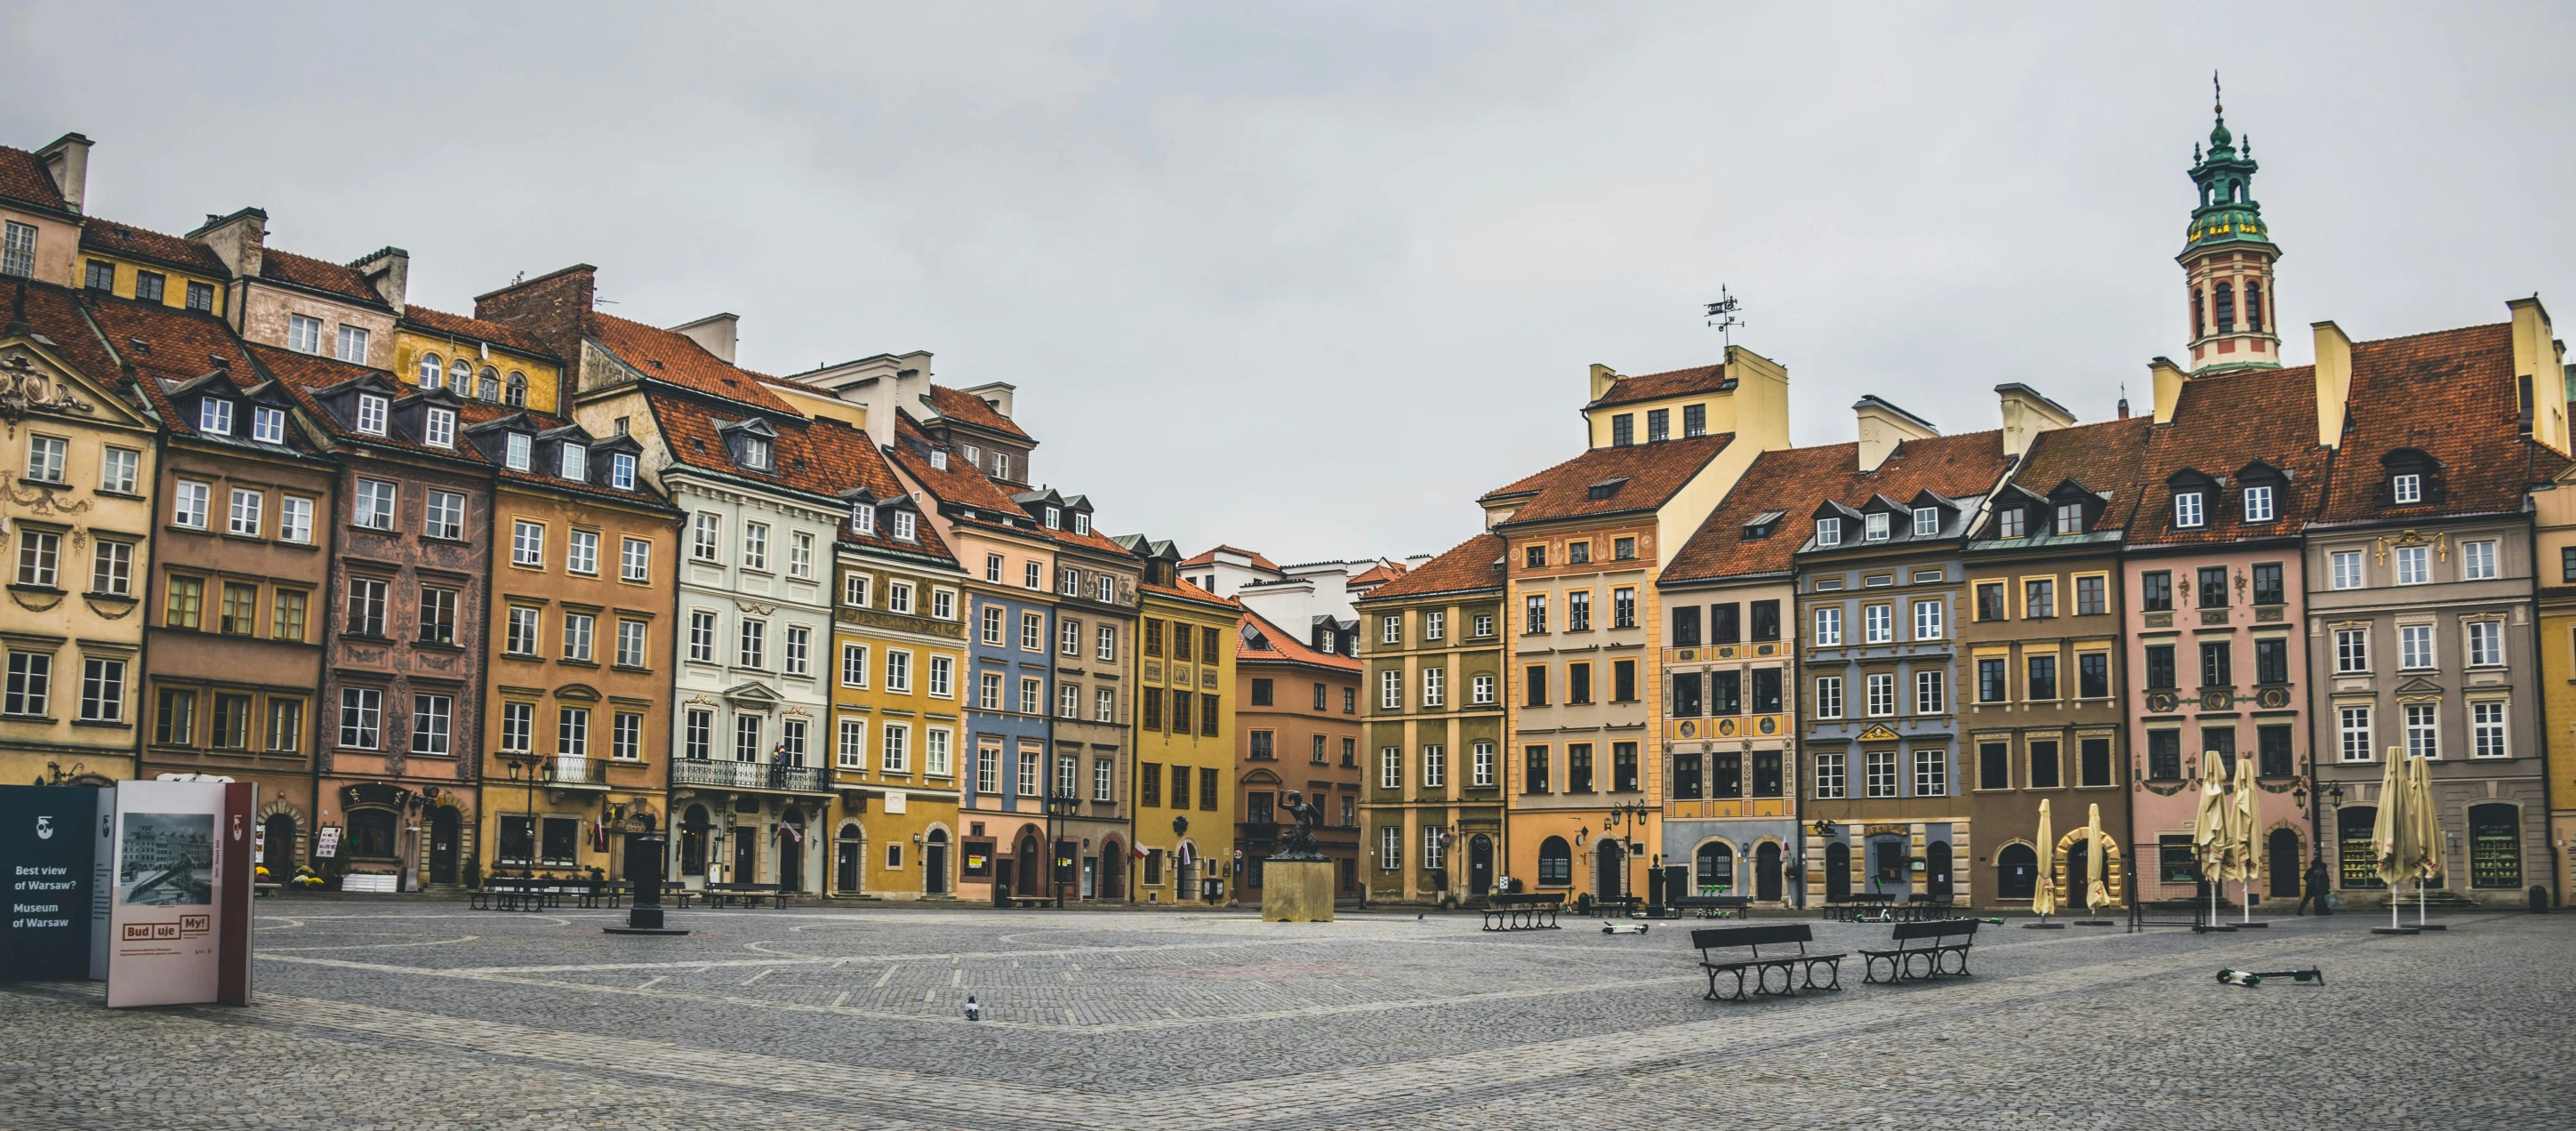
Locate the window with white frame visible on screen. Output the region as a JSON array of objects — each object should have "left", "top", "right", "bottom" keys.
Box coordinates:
[
  {"left": 1814, "top": 751, "right": 1846, "bottom": 798},
  {"left": 1912, "top": 506, "right": 1939, "bottom": 537},
  {"left": 2390, "top": 472, "right": 2422, "bottom": 504},
  {"left": 352, "top": 479, "right": 396, "bottom": 530},
  {"left": 1020, "top": 611, "right": 1043, "bottom": 651},
  {"left": 2466, "top": 620, "right": 2503, "bottom": 667},
  {"left": 2396, "top": 624, "right": 2431, "bottom": 670},
  {"left": 1865, "top": 673, "right": 1895, "bottom": 717},
  {"left": 2331, "top": 549, "right": 2364, "bottom": 590},
  {"left": 1912, "top": 748, "right": 1946, "bottom": 796},
  {"left": 1864, "top": 750, "right": 1898, "bottom": 797},
  {"left": 229, "top": 486, "right": 264, "bottom": 536},
  {"left": 692, "top": 513, "right": 720, "bottom": 561},
  {"left": 354, "top": 394, "right": 388, "bottom": 436},
  {"left": 2395, "top": 545, "right": 2430, "bottom": 585},
  {"left": 881, "top": 723, "right": 910, "bottom": 773},
  {"left": 335, "top": 325, "right": 369, "bottom": 364},
  {"left": 1018, "top": 677, "right": 1041, "bottom": 715},
  {"left": 1094, "top": 686, "right": 1113, "bottom": 721},
  {"left": 928, "top": 727, "right": 953, "bottom": 776},
  {"left": 1816, "top": 517, "right": 1842, "bottom": 547},
  {"left": 1378, "top": 824, "right": 1400, "bottom": 870},
  {"left": 1864, "top": 512, "right": 1890, "bottom": 542},
  {"left": 790, "top": 532, "right": 814, "bottom": 578},
  {"left": 1813, "top": 606, "right": 1842, "bottom": 646},
  {"left": 1380, "top": 669, "right": 1400, "bottom": 710},
  {"left": 737, "top": 619, "right": 766, "bottom": 668},
  {"left": 2243, "top": 485, "right": 2274, "bottom": 523},
  {"left": 2338, "top": 705, "right": 2373, "bottom": 762},
  {"left": 1472, "top": 673, "right": 1496, "bottom": 705},
  {"left": 199, "top": 397, "right": 234, "bottom": 435},
  {"left": 784, "top": 626, "right": 810, "bottom": 676},
  {"left": 839, "top": 718, "right": 866, "bottom": 767},
  {"left": 2472, "top": 702, "right": 2507, "bottom": 758},
  {"left": 2172, "top": 491, "right": 2204, "bottom": 528},
  {"left": 935, "top": 589, "right": 956, "bottom": 620},
  {"left": 1473, "top": 741, "right": 1495, "bottom": 786},
  {"left": 688, "top": 611, "right": 717, "bottom": 662},
  {"left": 1057, "top": 681, "right": 1078, "bottom": 718},
  {"left": 611, "top": 453, "right": 636, "bottom": 491},
  {"left": 1096, "top": 625, "right": 1116, "bottom": 661},
  {"left": 742, "top": 522, "right": 768, "bottom": 570},
  {"left": 562, "top": 613, "right": 593, "bottom": 662},
  {"left": 422, "top": 406, "right": 454, "bottom": 448},
  {"left": 1863, "top": 604, "right": 1891, "bottom": 644},
  {"left": 567, "top": 530, "right": 598, "bottom": 575},
  {"left": 512, "top": 520, "right": 544, "bottom": 567},
  {"left": 887, "top": 582, "right": 913, "bottom": 615},
  {"left": 2461, "top": 540, "right": 2498, "bottom": 581},
  {"left": 423, "top": 490, "right": 464, "bottom": 540},
  {"left": 616, "top": 619, "right": 646, "bottom": 668},
  {"left": 1383, "top": 615, "right": 1400, "bottom": 644},
  {"left": 1914, "top": 670, "right": 1944, "bottom": 715},
  {"left": 1379, "top": 746, "right": 1400, "bottom": 789},
  {"left": 100, "top": 445, "right": 138, "bottom": 493},
  {"left": 1023, "top": 561, "right": 1041, "bottom": 590},
  {"left": 338, "top": 686, "right": 381, "bottom": 749},
  {"left": 1815, "top": 676, "right": 1843, "bottom": 718},
  {"left": 1913, "top": 598, "right": 1943, "bottom": 640},
  {"left": 1422, "top": 667, "right": 1444, "bottom": 707},
  {"left": 1059, "top": 618, "right": 1080, "bottom": 656},
  {"left": 2404, "top": 703, "right": 2438, "bottom": 759},
  {"left": 621, "top": 537, "right": 650, "bottom": 582},
  {"left": 287, "top": 315, "right": 322, "bottom": 354}
]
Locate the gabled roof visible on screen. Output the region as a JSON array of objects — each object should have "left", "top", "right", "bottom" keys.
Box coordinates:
[
  {"left": 1182, "top": 544, "right": 1280, "bottom": 572},
  {"left": 247, "top": 341, "right": 488, "bottom": 463},
  {"left": 809, "top": 417, "right": 955, "bottom": 564},
  {"left": 456, "top": 400, "right": 670, "bottom": 509},
  {"left": 403, "top": 305, "right": 558, "bottom": 361},
  {"left": 1141, "top": 574, "right": 1238, "bottom": 611},
  {"left": 887, "top": 410, "right": 1039, "bottom": 534},
  {"left": 6, "top": 280, "right": 127, "bottom": 394},
  {"left": 1994, "top": 415, "right": 2155, "bottom": 533},
  {"left": 1360, "top": 532, "right": 1505, "bottom": 601},
  {"left": 1349, "top": 560, "right": 1407, "bottom": 587},
  {"left": 1237, "top": 610, "right": 1359, "bottom": 673},
  {"left": 68, "top": 289, "right": 329, "bottom": 457},
  {"left": 1664, "top": 444, "right": 1867, "bottom": 583},
  {"left": 927, "top": 384, "right": 1030, "bottom": 441},
  {"left": 2315, "top": 321, "right": 2569, "bottom": 524},
  {"left": 584, "top": 311, "right": 794, "bottom": 413},
  {"left": 0, "top": 145, "right": 68, "bottom": 213},
  {"left": 257, "top": 248, "right": 388, "bottom": 308},
  {"left": 1586, "top": 361, "right": 1729, "bottom": 409},
  {"left": 1794, "top": 429, "right": 2011, "bottom": 554},
  {"left": 78, "top": 218, "right": 228, "bottom": 275},
  {"left": 2131, "top": 364, "right": 2331, "bottom": 546},
  {"left": 643, "top": 390, "right": 845, "bottom": 501},
  {"left": 1481, "top": 433, "right": 1736, "bottom": 525}
]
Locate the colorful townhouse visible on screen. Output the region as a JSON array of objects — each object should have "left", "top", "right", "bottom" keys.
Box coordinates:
[
  {"left": 1355, "top": 533, "right": 1508, "bottom": 904},
  {"left": 1233, "top": 607, "right": 1364, "bottom": 899},
  {"left": 1023, "top": 488, "right": 1141, "bottom": 902},
  {"left": 1124, "top": 538, "right": 1240, "bottom": 903},
  {"left": 1795, "top": 400, "right": 2014, "bottom": 907},
  {"left": 2532, "top": 448, "right": 2576, "bottom": 907},
  {"left": 1485, "top": 350, "right": 1787, "bottom": 906}
]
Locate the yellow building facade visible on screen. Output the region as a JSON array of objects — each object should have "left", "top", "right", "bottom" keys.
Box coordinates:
[
  {"left": 828, "top": 496, "right": 971, "bottom": 901},
  {"left": 1125, "top": 540, "right": 1240, "bottom": 903},
  {"left": 2533, "top": 462, "right": 2576, "bottom": 907},
  {"left": 391, "top": 309, "right": 564, "bottom": 415}
]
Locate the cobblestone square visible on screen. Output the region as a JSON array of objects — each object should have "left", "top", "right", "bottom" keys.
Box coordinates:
[{"left": 3, "top": 903, "right": 2569, "bottom": 1129}]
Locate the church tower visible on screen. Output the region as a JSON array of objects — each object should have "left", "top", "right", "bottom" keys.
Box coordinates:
[{"left": 2179, "top": 76, "right": 2282, "bottom": 373}]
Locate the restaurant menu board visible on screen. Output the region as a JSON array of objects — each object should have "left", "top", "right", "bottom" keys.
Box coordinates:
[
  {"left": 106, "top": 781, "right": 255, "bottom": 1008},
  {"left": 0, "top": 785, "right": 108, "bottom": 982},
  {"left": 2468, "top": 809, "right": 2522, "bottom": 890}
]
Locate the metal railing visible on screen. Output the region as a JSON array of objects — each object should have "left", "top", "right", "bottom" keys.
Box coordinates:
[{"left": 671, "top": 758, "right": 833, "bottom": 793}]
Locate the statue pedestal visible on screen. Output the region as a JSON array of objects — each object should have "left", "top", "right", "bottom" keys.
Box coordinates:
[{"left": 1262, "top": 859, "right": 1335, "bottom": 923}]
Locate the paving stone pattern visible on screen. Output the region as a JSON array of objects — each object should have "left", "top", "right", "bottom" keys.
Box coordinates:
[{"left": 2, "top": 904, "right": 2568, "bottom": 1129}]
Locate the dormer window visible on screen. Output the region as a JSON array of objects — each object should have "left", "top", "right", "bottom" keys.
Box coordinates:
[
  {"left": 1911, "top": 506, "right": 1938, "bottom": 537},
  {"left": 740, "top": 435, "right": 770, "bottom": 470},
  {"left": 1074, "top": 513, "right": 1091, "bottom": 535},
  {"left": 2054, "top": 501, "right": 2084, "bottom": 534},
  {"left": 1742, "top": 509, "right": 1784, "bottom": 540},
  {"left": 930, "top": 449, "right": 949, "bottom": 470},
  {"left": 355, "top": 394, "right": 388, "bottom": 436},
  {"left": 893, "top": 510, "right": 917, "bottom": 542},
  {"left": 1817, "top": 517, "right": 1842, "bottom": 547},
  {"left": 962, "top": 445, "right": 981, "bottom": 465},
  {"left": 1586, "top": 477, "right": 1627, "bottom": 501},
  {"left": 2243, "top": 485, "right": 2274, "bottom": 523},
  {"left": 1998, "top": 509, "right": 2026, "bottom": 538},
  {"left": 2173, "top": 491, "right": 2204, "bottom": 528},
  {"left": 1044, "top": 507, "right": 1061, "bottom": 530},
  {"left": 505, "top": 432, "right": 532, "bottom": 471},
  {"left": 1864, "top": 512, "right": 1890, "bottom": 542},
  {"left": 610, "top": 453, "right": 636, "bottom": 490},
  {"left": 252, "top": 406, "right": 286, "bottom": 445},
  {"left": 2391, "top": 472, "right": 2421, "bottom": 504},
  {"left": 559, "top": 442, "right": 588, "bottom": 481},
  {"left": 199, "top": 397, "right": 234, "bottom": 435},
  {"left": 423, "top": 407, "right": 455, "bottom": 449},
  {"left": 853, "top": 504, "right": 875, "bottom": 534}
]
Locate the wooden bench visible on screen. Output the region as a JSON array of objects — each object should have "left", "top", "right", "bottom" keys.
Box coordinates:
[
  {"left": 1481, "top": 892, "right": 1564, "bottom": 932},
  {"left": 1673, "top": 895, "right": 1753, "bottom": 919},
  {"left": 706, "top": 882, "right": 796, "bottom": 909},
  {"left": 1860, "top": 918, "right": 1979, "bottom": 983},
  {"left": 469, "top": 880, "right": 559, "bottom": 911},
  {"left": 1692, "top": 924, "right": 1844, "bottom": 1001}
]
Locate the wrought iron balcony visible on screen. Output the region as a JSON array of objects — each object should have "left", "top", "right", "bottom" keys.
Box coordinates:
[{"left": 670, "top": 758, "right": 833, "bottom": 794}]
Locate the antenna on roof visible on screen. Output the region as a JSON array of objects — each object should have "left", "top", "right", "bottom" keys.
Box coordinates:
[{"left": 1703, "top": 285, "right": 1745, "bottom": 348}]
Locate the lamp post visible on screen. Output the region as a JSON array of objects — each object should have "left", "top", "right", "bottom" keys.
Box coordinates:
[
  {"left": 1602, "top": 800, "right": 1653, "bottom": 905},
  {"left": 503, "top": 751, "right": 553, "bottom": 875},
  {"left": 1045, "top": 794, "right": 1081, "bottom": 909}
]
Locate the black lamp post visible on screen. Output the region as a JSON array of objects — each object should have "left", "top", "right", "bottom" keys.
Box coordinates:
[
  {"left": 1046, "top": 795, "right": 1081, "bottom": 909},
  {"left": 1602, "top": 800, "right": 1653, "bottom": 904}
]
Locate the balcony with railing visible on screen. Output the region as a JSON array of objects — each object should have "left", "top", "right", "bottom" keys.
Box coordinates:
[
  {"left": 671, "top": 758, "right": 834, "bottom": 794},
  {"left": 496, "top": 756, "right": 614, "bottom": 791}
]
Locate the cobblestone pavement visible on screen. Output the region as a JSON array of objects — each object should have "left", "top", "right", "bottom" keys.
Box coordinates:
[{"left": 3, "top": 903, "right": 2569, "bottom": 1129}]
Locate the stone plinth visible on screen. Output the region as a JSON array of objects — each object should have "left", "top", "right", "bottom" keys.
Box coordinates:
[{"left": 1261, "top": 859, "right": 1335, "bottom": 923}]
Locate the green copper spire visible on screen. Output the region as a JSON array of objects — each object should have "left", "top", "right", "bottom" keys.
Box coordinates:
[{"left": 2185, "top": 71, "right": 2270, "bottom": 253}]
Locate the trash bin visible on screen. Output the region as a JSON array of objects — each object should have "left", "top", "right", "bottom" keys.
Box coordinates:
[{"left": 2532, "top": 884, "right": 2550, "bottom": 912}]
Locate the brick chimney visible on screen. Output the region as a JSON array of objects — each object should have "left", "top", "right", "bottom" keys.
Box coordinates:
[
  {"left": 186, "top": 207, "right": 268, "bottom": 281},
  {"left": 476, "top": 264, "right": 596, "bottom": 381},
  {"left": 349, "top": 246, "right": 408, "bottom": 314},
  {"left": 34, "top": 132, "right": 91, "bottom": 215}
]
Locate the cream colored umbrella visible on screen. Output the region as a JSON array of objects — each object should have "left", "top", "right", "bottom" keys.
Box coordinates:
[
  {"left": 2192, "top": 750, "right": 2231, "bottom": 926},
  {"left": 2031, "top": 798, "right": 2058, "bottom": 921},
  {"left": 2407, "top": 753, "right": 2446, "bottom": 927},
  {"left": 2370, "top": 747, "right": 2415, "bottom": 933},
  {"left": 2231, "top": 751, "right": 2260, "bottom": 924},
  {"left": 2084, "top": 801, "right": 2110, "bottom": 916}
]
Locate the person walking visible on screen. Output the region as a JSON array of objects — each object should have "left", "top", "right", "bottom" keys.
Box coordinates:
[{"left": 2295, "top": 854, "right": 2332, "bottom": 916}]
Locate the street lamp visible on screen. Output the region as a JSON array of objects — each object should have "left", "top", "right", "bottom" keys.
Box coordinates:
[
  {"left": 504, "top": 751, "right": 553, "bottom": 875},
  {"left": 1601, "top": 800, "right": 1653, "bottom": 905},
  {"left": 1045, "top": 794, "right": 1081, "bottom": 909}
]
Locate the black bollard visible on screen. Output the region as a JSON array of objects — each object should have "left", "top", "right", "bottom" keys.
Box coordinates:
[{"left": 606, "top": 830, "right": 689, "bottom": 936}]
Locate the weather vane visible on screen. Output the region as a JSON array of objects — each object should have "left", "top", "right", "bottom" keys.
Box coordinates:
[{"left": 1703, "top": 285, "right": 1744, "bottom": 347}]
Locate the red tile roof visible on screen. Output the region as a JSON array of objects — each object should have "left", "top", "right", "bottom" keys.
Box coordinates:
[
  {"left": 1663, "top": 444, "right": 1866, "bottom": 582},
  {"left": 1359, "top": 533, "right": 1505, "bottom": 600},
  {"left": 2314, "top": 322, "right": 2569, "bottom": 524},
  {"left": 1141, "top": 574, "right": 1238, "bottom": 611},
  {"left": 807, "top": 417, "right": 956, "bottom": 564},
  {"left": 927, "top": 384, "right": 1030, "bottom": 441},
  {"left": 1481, "top": 432, "right": 1735, "bottom": 525},
  {"left": 403, "top": 305, "right": 558, "bottom": 361},
  {"left": 1349, "top": 561, "right": 1407, "bottom": 587},
  {"left": 2000, "top": 415, "right": 2156, "bottom": 532},
  {"left": 65, "top": 290, "right": 296, "bottom": 447},
  {"left": 2129, "top": 365, "right": 2333, "bottom": 546},
  {"left": 1181, "top": 544, "right": 1280, "bottom": 573},
  {"left": 258, "top": 248, "right": 387, "bottom": 307},
  {"left": 1586, "top": 361, "right": 1729, "bottom": 409},
  {"left": 0, "top": 145, "right": 68, "bottom": 212},
  {"left": 78, "top": 218, "right": 227, "bottom": 275},
  {"left": 887, "top": 411, "right": 1043, "bottom": 534},
  {"left": 8, "top": 281, "right": 129, "bottom": 400},
  {"left": 585, "top": 311, "right": 794, "bottom": 413},
  {"left": 1237, "top": 610, "right": 1359, "bottom": 673}
]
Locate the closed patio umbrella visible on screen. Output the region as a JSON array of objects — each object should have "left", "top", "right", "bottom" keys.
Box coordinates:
[
  {"left": 2231, "top": 752, "right": 2260, "bottom": 925},
  {"left": 2407, "top": 753, "right": 2446, "bottom": 928},
  {"left": 2192, "top": 750, "right": 2230, "bottom": 926},
  {"left": 2084, "top": 802, "right": 2110, "bottom": 917},
  {"left": 2370, "top": 747, "right": 2415, "bottom": 934},
  {"left": 2030, "top": 798, "right": 2057, "bottom": 922}
]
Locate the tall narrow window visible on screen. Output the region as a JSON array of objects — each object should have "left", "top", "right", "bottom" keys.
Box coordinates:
[{"left": 2213, "top": 282, "right": 2235, "bottom": 333}]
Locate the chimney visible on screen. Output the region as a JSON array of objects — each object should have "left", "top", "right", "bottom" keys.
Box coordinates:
[
  {"left": 958, "top": 381, "right": 1014, "bottom": 420},
  {"left": 475, "top": 264, "right": 598, "bottom": 392},
  {"left": 186, "top": 207, "right": 268, "bottom": 281},
  {"left": 34, "top": 132, "right": 92, "bottom": 215},
  {"left": 1994, "top": 383, "right": 2076, "bottom": 459},
  {"left": 1853, "top": 396, "right": 1939, "bottom": 473},
  {"left": 2312, "top": 321, "right": 2352, "bottom": 448},
  {"left": 350, "top": 246, "right": 409, "bottom": 314},
  {"left": 671, "top": 313, "right": 738, "bottom": 365},
  {"left": 2508, "top": 296, "right": 2569, "bottom": 455},
  {"left": 1589, "top": 363, "right": 1622, "bottom": 404},
  {"left": 2148, "top": 356, "right": 2187, "bottom": 425}
]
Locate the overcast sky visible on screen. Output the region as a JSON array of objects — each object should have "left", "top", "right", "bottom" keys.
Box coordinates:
[{"left": 10, "top": 3, "right": 2574, "bottom": 566}]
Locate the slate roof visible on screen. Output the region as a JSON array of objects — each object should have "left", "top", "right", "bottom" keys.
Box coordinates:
[
  {"left": 2314, "top": 321, "right": 2569, "bottom": 524},
  {"left": 403, "top": 304, "right": 559, "bottom": 360},
  {"left": 1586, "top": 361, "right": 1729, "bottom": 409},
  {"left": 585, "top": 311, "right": 793, "bottom": 413},
  {"left": 258, "top": 248, "right": 387, "bottom": 307},
  {"left": 927, "top": 384, "right": 1030, "bottom": 441},
  {"left": 1481, "top": 432, "right": 1736, "bottom": 525},
  {"left": 1359, "top": 532, "right": 1506, "bottom": 601},
  {"left": 0, "top": 145, "right": 68, "bottom": 212},
  {"left": 78, "top": 218, "right": 228, "bottom": 275},
  {"left": 2129, "top": 365, "right": 2332, "bottom": 546},
  {"left": 1237, "top": 609, "right": 1359, "bottom": 673}
]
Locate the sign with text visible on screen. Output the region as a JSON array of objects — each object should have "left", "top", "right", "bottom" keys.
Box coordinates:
[
  {"left": 0, "top": 785, "right": 108, "bottom": 982},
  {"left": 106, "top": 782, "right": 254, "bottom": 1007}
]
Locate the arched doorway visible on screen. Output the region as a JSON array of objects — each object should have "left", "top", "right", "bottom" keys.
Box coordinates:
[
  {"left": 1867, "top": 835, "right": 1908, "bottom": 899},
  {"left": 2065, "top": 838, "right": 2093, "bottom": 906},
  {"left": 778, "top": 807, "right": 807, "bottom": 892},
  {"left": 1596, "top": 838, "right": 1626, "bottom": 902},
  {"left": 1756, "top": 841, "right": 1783, "bottom": 902},
  {"left": 1996, "top": 844, "right": 2038, "bottom": 901},
  {"left": 1088, "top": 836, "right": 1113, "bottom": 901},
  {"left": 2267, "top": 828, "right": 2302, "bottom": 900},
  {"left": 261, "top": 814, "right": 298, "bottom": 874},
  {"left": 1825, "top": 840, "right": 1851, "bottom": 902},
  {"left": 1537, "top": 836, "right": 1570, "bottom": 887},
  {"left": 427, "top": 806, "right": 461, "bottom": 886},
  {"left": 1468, "top": 834, "right": 1494, "bottom": 895},
  {"left": 1695, "top": 841, "right": 1734, "bottom": 894},
  {"left": 835, "top": 822, "right": 864, "bottom": 894},
  {"left": 1015, "top": 829, "right": 1047, "bottom": 897},
  {"left": 678, "top": 805, "right": 710, "bottom": 878},
  {"left": 926, "top": 829, "right": 951, "bottom": 895}
]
